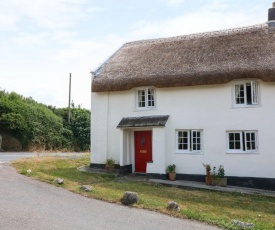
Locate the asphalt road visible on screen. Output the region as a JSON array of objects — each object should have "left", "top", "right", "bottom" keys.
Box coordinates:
[{"left": 0, "top": 159, "right": 220, "bottom": 230}]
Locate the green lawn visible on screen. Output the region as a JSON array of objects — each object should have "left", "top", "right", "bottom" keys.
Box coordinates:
[{"left": 12, "top": 156, "right": 275, "bottom": 230}]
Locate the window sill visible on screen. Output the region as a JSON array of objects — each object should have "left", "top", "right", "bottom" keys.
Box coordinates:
[
  {"left": 134, "top": 107, "right": 156, "bottom": 112},
  {"left": 175, "top": 151, "right": 203, "bottom": 155},
  {"left": 231, "top": 105, "right": 261, "bottom": 109},
  {"left": 226, "top": 151, "right": 259, "bottom": 155}
]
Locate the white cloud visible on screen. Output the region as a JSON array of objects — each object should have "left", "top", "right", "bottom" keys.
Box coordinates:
[
  {"left": 130, "top": 1, "right": 264, "bottom": 40},
  {"left": 166, "top": 0, "right": 185, "bottom": 7},
  {"left": 0, "top": 0, "right": 93, "bottom": 31}
]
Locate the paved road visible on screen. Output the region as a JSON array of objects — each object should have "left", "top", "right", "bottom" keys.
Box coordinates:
[
  {"left": 0, "top": 163, "right": 220, "bottom": 230},
  {"left": 0, "top": 152, "right": 86, "bottom": 162}
]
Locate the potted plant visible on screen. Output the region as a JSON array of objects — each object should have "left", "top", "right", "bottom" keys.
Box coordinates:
[
  {"left": 105, "top": 158, "right": 115, "bottom": 172},
  {"left": 202, "top": 163, "right": 212, "bottom": 185},
  {"left": 211, "top": 165, "right": 227, "bottom": 187},
  {"left": 167, "top": 164, "right": 176, "bottom": 181}
]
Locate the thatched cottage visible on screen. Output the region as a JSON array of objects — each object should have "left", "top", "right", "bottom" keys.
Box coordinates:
[{"left": 91, "top": 3, "right": 275, "bottom": 190}]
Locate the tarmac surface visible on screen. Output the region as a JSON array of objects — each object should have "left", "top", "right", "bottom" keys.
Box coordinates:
[{"left": 0, "top": 163, "right": 220, "bottom": 230}]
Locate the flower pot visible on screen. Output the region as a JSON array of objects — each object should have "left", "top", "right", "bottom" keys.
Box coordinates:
[
  {"left": 211, "top": 178, "right": 227, "bottom": 187},
  {"left": 169, "top": 172, "right": 176, "bottom": 181},
  {"left": 105, "top": 165, "right": 115, "bottom": 172},
  {"left": 205, "top": 175, "right": 212, "bottom": 186}
]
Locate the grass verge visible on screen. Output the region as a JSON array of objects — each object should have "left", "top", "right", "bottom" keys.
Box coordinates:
[{"left": 12, "top": 156, "right": 275, "bottom": 230}]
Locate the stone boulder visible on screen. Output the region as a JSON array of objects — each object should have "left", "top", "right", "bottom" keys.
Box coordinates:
[
  {"left": 80, "top": 185, "right": 92, "bottom": 192},
  {"left": 54, "top": 178, "right": 64, "bottom": 185},
  {"left": 121, "top": 191, "right": 139, "bottom": 205},
  {"left": 167, "top": 201, "right": 180, "bottom": 211},
  {"left": 232, "top": 220, "right": 255, "bottom": 229}
]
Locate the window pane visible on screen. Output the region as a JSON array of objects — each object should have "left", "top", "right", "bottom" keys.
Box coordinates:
[
  {"left": 251, "top": 82, "right": 258, "bottom": 105},
  {"left": 235, "top": 84, "right": 245, "bottom": 104},
  {"left": 178, "top": 131, "right": 188, "bottom": 150},
  {"left": 147, "top": 89, "right": 155, "bottom": 107},
  {"left": 228, "top": 132, "right": 241, "bottom": 150},
  {"left": 246, "top": 83, "right": 252, "bottom": 105},
  {"left": 252, "top": 142, "right": 256, "bottom": 150},
  {"left": 191, "top": 131, "right": 201, "bottom": 152},
  {"left": 138, "top": 90, "right": 145, "bottom": 107},
  {"left": 235, "top": 141, "right": 241, "bottom": 149},
  {"left": 245, "top": 132, "right": 257, "bottom": 151}
]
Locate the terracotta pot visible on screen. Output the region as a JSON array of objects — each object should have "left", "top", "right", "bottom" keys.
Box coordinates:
[
  {"left": 105, "top": 165, "right": 115, "bottom": 172},
  {"left": 169, "top": 172, "right": 176, "bottom": 181},
  {"left": 205, "top": 175, "right": 212, "bottom": 186}
]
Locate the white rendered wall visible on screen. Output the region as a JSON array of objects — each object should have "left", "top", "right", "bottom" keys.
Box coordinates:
[
  {"left": 90, "top": 92, "right": 109, "bottom": 164},
  {"left": 147, "top": 127, "right": 167, "bottom": 174},
  {"left": 91, "top": 80, "right": 275, "bottom": 178}
]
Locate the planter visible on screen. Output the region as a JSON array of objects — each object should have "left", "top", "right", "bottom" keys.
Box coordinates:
[
  {"left": 105, "top": 165, "right": 115, "bottom": 172},
  {"left": 205, "top": 175, "right": 212, "bottom": 186},
  {"left": 211, "top": 178, "right": 227, "bottom": 187},
  {"left": 168, "top": 172, "right": 176, "bottom": 181}
]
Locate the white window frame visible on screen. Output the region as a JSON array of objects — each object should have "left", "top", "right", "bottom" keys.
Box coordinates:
[
  {"left": 232, "top": 81, "right": 259, "bottom": 108},
  {"left": 176, "top": 129, "right": 202, "bottom": 154},
  {"left": 136, "top": 87, "right": 156, "bottom": 110},
  {"left": 227, "top": 131, "right": 258, "bottom": 154}
]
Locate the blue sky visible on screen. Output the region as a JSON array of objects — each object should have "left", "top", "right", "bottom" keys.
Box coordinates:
[{"left": 0, "top": 0, "right": 272, "bottom": 108}]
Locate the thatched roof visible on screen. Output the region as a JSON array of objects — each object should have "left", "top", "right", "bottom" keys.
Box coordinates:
[{"left": 92, "top": 23, "right": 275, "bottom": 92}]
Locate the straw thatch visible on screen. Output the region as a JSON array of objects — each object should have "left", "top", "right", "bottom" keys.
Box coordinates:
[{"left": 92, "top": 23, "right": 275, "bottom": 92}]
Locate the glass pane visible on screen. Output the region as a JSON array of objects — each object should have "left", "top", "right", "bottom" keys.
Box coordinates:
[
  {"left": 246, "top": 133, "right": 250, "bottom": 141},
  {"left": 183, "top": 132, "right": 188, "bottom": 138},
  {"left": 183, "top": 144, "right": 188, "bottom": 149},
  {"left": 235, "top": 141, "right": 241, "bottom": 149},
  {"left": 147, "top": 89, "right": 155, "bottom": 107},
  {"left": 235, "top": 133, "right": 240, "bottom": 140},
  {"left": 252, "top": 142, "right": 256, "bottom": 150},
  {"left": 247, "top": 142, "right": 251, "bottom": 150},
  {"left": 235, "top": 84, "right": 245, "bottom": 104},
  {"left": 138, "top": 90, "right": 145, "bottom": 108},
  {"left": 246, "top": 83, "right": 252, "bottom": 105}
]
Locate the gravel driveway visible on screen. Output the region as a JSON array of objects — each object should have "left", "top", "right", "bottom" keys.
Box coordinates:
[{"left": 0, "top": 163, "right": 220, "bottom": 230}]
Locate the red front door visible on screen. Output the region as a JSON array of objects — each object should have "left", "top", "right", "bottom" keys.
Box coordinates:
[{"left": 134, "top": 131, "right": 152, "bottom": 173}]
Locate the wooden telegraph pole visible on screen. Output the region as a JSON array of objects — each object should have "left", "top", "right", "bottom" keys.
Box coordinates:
[{"left": 68, "top": 73, "right": 71, "bottom": 123}]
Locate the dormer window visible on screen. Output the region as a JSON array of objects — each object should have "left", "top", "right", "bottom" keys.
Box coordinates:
[
  {"left": 136, "top": 88, "right": 155, "bottom": 110},
  {"left": 233, "top": 81, "right": 259, "bottom": 108}
]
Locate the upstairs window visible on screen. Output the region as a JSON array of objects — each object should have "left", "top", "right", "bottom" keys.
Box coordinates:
[
  {"left": 227, "top": 131, "right": 258, "bottom": 153},
  {"left": 234, "top": 81, "right": 259, "bottom": 107},
  {"left": 176, "top": 130, "right": 202, "bottom": 153},
  {"left": 137, "top": 88, "right": 155, "bottom": 109}
]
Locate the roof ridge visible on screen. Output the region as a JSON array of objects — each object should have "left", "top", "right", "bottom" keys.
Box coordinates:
[{"left": 125, "top": 23, "right": 267, "bottom": 47}]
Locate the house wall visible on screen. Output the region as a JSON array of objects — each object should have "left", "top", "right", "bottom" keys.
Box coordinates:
[{"left": 91, "top": 80, "right": 275, "bottom": 179}]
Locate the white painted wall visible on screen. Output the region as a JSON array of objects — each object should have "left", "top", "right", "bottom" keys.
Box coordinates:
[{"left": 91, "top": 80, "right": 275, "bottom": 178}]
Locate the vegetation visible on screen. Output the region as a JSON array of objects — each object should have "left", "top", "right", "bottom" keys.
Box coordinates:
[
  {"left": 12, "top": 156, "right": 275, "bottom": 230},
  {"left": 0, "top": 89, "right": 90, "bottom": 151},
  {"left": 167, "top": 164, "right": 176, "bottom": 173}
]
